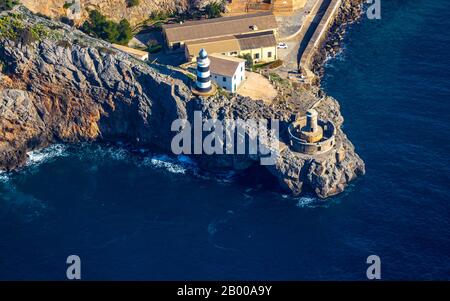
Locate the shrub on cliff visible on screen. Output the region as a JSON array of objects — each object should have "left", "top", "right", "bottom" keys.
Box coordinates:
[
  {"left": 0, "top": 15, "right": 49, "bottom": 43},
  {"left": 127, "top": 0, "right": 140, "bottom": 8},
  {"left": 63, "top": 1, "right": 74, "bottom": 10},
  {"left": 204, "top": 1, "right": 225, "bottom": 19},
  {"left": 80, "top": 10, "right": 132, "bottom": 45},
  {"left": 0, "top": 0, "right": 18, "bottom": 12},
  {"left": 150, "top": 10, "right": 171, "bottom": 21}
]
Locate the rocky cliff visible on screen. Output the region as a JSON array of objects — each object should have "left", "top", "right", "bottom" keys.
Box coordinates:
[
  {"left": 0, "top": 6, "right": 364, "bottom": 198},
  {"left": 20, "top": 0, "right": 217, "bottom": 26}
]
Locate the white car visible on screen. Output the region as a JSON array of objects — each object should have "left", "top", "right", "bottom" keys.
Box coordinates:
[{"left": 277, "top": 42, "right": 288, "bottom": 49}]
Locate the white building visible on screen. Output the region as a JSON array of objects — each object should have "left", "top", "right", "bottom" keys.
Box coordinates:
[{"left": 209, "top": 54, "right": 246, "bottom": 93}]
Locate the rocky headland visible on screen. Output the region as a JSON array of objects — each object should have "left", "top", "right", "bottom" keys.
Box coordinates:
[{"left": 0, "top": 5, "right": 365, "bottom": 198}]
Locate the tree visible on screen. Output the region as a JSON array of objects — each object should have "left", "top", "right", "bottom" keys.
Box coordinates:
[
  {"left": 116, "top": 19, "right": 132, "bottom": 45},
  {"left": 80, "top": 10, "right": 133, "bottom": 45},
  {"left": 240, "top": 53, "right": 254, "bottom": 69},
  {"left": 127, "top": 0, "right": 140, "bottom": 8},
  {"left": 205, "top": 1, "right": 225, "bottom": 19},
  {"left": 0, "top": 0, "right": 18, "bottom": 11}
]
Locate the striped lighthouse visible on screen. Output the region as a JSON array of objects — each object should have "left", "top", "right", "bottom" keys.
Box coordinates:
[{"left": 196, "top": 48, "right": 212, "bottom": 93}]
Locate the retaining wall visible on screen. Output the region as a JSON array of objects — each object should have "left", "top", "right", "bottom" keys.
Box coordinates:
[{"left": 299, "top": 0, "right": 342, "bottom": 70}]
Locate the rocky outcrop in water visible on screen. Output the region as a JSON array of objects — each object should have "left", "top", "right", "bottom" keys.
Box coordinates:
[
  {"left": 0, "top": 6, "right": 364, "bottom": 198},
  {"left": 312, "top": 0, "right": 364, "bottom": 77}
]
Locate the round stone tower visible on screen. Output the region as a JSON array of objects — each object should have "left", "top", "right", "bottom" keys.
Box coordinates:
[
  {"left": 196, "top": 48, "right": 212, "bottom": 93},
  {"left": 287, "top": 109, "right": 336, "bottom": 155},
  {"left": 300, "top": 109, "right": 323, "bottom": 143}
]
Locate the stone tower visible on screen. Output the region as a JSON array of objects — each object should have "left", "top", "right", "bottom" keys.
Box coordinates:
[
  {"left": 196, "top": 48, "right": 212, "bottom": 93},
  {"left": 300, "top": 109, "right": 323, "bottom": 143}
]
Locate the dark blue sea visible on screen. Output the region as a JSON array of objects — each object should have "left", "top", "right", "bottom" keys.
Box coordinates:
[{"left": 1, "top": 0, "right": 449, "bottom": 280}]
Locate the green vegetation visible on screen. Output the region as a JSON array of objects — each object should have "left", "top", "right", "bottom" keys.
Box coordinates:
[
  {"left": 186, "top": 72, "right": 195, "bottom": 82},
  {"left": 0, "top": 0, "right": 18, "bottom": 12},
  {"left": 132, "top": 10, "right": 172, "bottom": 33},
  {"left": 239, "top": 53, "right": 254, "bottom": 69},
  {"left": 253, "top": 61, "right": 271, "bottom": 70},
  {"left": 269, "top": 72, "right": 282, "bottom": 82},
  {"left": 80, "top": 10, "right": 133, "bottom": 45},
  {"left": 204, "top": 1, "right": 225, "bottom": 19},
  {"left": 149, "top": 10, "right": 173, "bottom": 22},
  {"left": 252, "top": 59, "right": 283, "bottom": 71},
  {"left": 267, "top": 59, "right": 283, "bottom": 69},
  {"left": 217, "top": 86, "right": 230, "bottom": 97},
  {"left": 0, "top": 14, "right": 49, "bottom": 44},
  {"left": 148, "top": 43, "right": 162, "bottom": 53},
  {"left": 63, "top": 1, "right": 74, "bottom": 10},
  {"left": 127, "top": 0, "right": 140, "bottom": 8},
  {"left": 268, "top": 72, "right": 291, "bottom": 88}
]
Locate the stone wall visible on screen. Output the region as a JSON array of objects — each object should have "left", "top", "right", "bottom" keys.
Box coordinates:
[
  {"left": 300, "top": 0, "right": 342, "bottom": 72},
  {"left": 288, "top": 119, "right": 336, "bottom": 155}
]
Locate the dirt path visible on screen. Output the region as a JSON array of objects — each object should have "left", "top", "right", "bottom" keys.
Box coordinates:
[{"left": 237, "top": 72, "right": 278, "bottom": 104}]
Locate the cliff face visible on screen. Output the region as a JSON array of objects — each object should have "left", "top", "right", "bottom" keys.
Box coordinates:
[
  {"left": 0, "top": 6, "right": 364, "bottom": 198},
  {"left": 20, "top": 0, "right": 217, "bottom": 26}
]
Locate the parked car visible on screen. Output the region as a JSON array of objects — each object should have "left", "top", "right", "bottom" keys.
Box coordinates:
[{"left": 277, "top": 42, "right": 288, "bottom": 49}]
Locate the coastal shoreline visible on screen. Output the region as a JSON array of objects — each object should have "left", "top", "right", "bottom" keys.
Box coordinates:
[
  {"left": 311, "top": 0, "right": 365, "bottom": 79},
  {"left": 0, "top": 4, "right": 366, "bottom": 198}
]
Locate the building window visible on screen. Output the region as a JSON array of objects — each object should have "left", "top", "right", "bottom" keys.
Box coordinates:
[
  {"left": 268, "top": 51, "right": 272, "bottom": 58},
  {"left": 223, "top": 77, "right": 226, "bottom": 82},
  {"left": 254, "top": 53, "right": 260, "bottom": 59},
  {"left": 172, "top": 42, "right": 181, "bottom": 49},
  {"left": 241, "top": 66, "right": 243, "bottom": 71}
]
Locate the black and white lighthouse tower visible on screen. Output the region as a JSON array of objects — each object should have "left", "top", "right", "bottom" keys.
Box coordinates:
[{"left": 196, "top": 48, "right": 212, "bottom": 93}]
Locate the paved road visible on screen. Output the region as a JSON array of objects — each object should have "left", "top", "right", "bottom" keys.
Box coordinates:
[{"left": 278, "top": 0, "right": 332, "bottom": 71}]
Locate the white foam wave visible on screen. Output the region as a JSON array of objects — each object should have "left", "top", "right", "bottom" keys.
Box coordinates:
[
  {"left": 0, "top": 171, "right": 9, "bottom": 182},
  {"left": 324, "top": 46, "right": 347, "bottom": 68},
  {"left": 26, "top": 144, "right": 68, "bottom": 167},
  {"left": 141, "top": 154, "right": 197, "bottom": 174},
  {"left": 296, "top": 196, "right": 318, "bottom": 208}
]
